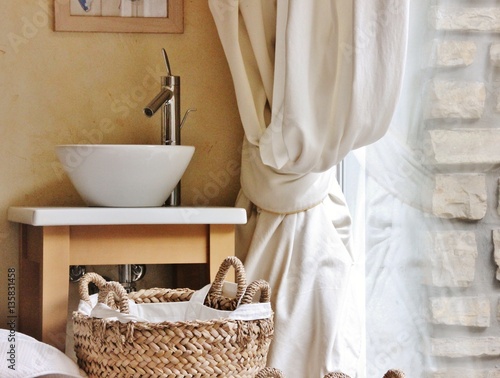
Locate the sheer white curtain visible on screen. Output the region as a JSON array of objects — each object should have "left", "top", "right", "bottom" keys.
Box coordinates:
[
  {"left": 361, "top": 4, "right": 432, "bottom": 370},
  {"left": 362, "top": 0, "right": 500, "bottom": 376},
  {"left": 209, "top": 1, "right": 409, "bottom": 377}
]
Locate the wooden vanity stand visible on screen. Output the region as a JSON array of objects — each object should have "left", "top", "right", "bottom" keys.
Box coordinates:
[{"left": 8, "top": 207, "right": 246, "bottom": 352}]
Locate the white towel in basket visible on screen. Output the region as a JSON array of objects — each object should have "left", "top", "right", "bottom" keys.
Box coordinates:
[{"left": 78, "top": 281, "right": 272, "bottom": 324}]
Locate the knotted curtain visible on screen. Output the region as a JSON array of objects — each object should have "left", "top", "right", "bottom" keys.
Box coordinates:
[{"left": 209, "top": 1, "right": 409, "bottom": 376}]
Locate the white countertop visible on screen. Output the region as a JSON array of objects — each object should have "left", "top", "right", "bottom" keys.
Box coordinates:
[{"left": 7, "top": 206, "right": 247, "bottom": 226}]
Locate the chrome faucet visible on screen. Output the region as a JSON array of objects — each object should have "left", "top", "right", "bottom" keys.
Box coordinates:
[
  {"left": 144, "top": 49, "right": 181, "bottom": 147},
  {"left": 144, "top": 48, "right": 194, "bottom": 206}
]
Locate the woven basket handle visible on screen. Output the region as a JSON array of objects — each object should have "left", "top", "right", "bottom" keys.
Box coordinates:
[
  {"left": 79, "top": 272, "right": 130, "bottom": 314},
  {"left": 79, "top": 272, "right": 108, "bottom": 306},
  {"left": 383, "top": 370, "right": 405, "bottom": 378},
  {"left": 240, "top": 279, "right": 271, "bottom": 305},
  {"left": 256, "top": 368, "right": 285, "bottom": 378},
  {"left": 97, "top": 281, "right": 130, "bottom": 314},
  {"left": 208, "top": 256, "right": 247, "bottom": 300}
]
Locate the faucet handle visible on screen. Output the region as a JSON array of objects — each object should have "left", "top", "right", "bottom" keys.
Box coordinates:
[{"left": 180, "top": 108, "right": 197, "bottom": 129}]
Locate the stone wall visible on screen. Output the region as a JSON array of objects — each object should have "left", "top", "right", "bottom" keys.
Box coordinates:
[{"left": 425, "top": 3, "right": 500, "bottom": 376}]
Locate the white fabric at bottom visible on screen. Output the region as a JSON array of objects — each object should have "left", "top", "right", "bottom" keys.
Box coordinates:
[
  {"left": 235, "top": 177, "right": 366, "bottom": 378},
  {"left": 0, "top": 329, "right": 84, "bottom": 378}
]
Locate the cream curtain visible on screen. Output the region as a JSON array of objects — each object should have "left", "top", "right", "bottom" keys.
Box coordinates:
[{"left": 209, "top": 1, "right": 409, "bottom": 376}]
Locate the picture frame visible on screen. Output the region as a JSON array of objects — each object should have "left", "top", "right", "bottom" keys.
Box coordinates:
[{"left": 54, "top": 0, "right": 183, "bottom": 33}]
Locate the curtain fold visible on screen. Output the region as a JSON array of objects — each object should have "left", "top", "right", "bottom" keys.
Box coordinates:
[{"left": 209, "top": 1, "right": 409, "bottom": 376}]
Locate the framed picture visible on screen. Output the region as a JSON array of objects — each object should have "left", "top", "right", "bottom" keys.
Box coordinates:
[{"left": 54, "top": 0, "right": 183, "bottom": 33}]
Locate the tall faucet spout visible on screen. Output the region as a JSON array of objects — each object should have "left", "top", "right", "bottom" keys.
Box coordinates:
[{"left": 144, "top": 88, "right": 173, "bottom": 117}]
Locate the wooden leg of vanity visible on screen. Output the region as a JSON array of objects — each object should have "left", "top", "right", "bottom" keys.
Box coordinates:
[
  {"left": 40, "top": 226, "right": 70, "bottom": 351},
  {"left": 19, "top": 225, "right": 69, "bottom": 352},
  {"left": 209, "top": 224, "right": 236, "bottom": 282},
  {"left": 19, "top": 225, "right": 41, "bottom": 342}
]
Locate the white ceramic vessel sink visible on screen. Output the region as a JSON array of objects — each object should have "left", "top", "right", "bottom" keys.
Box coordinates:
[{"left": 56, "top": 144, "right": 195, "bottom": 207}]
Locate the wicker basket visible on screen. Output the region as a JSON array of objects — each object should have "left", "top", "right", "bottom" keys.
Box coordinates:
[
  {"left": 73, "top": 257, "right": 274, "bottom": 378},
  {"left": 254, "top": 368, "right": 405, "bottom": 378},
  {"left": 256, "top": 367, "right": 285, "bottom": 378},
  {"left": 323, "top": 370, "right": 405, "bottom": 378}
]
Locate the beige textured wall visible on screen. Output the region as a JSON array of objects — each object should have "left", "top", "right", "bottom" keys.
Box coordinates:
[{"left": 0, "top": 1, "right": 243, "bottom": 326}]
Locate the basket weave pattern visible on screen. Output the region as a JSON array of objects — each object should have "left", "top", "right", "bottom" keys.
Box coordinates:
[
  {"left": 255, "top": 367, "right": 285, "bottom": 378},
  {"left": 73, "top": 257, "right": 274, "bottom": 378},
  {"left": 257, "top": 369, "right": 405, "bottom": 378}
]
